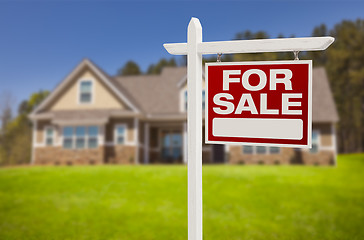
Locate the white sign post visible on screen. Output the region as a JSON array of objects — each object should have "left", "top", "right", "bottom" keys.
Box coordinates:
[{"left": 163, "top": 17, "right": 334, "bottom": 240}]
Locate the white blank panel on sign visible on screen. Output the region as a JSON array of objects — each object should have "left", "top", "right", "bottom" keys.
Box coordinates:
[{"left": 212, "top": 118, "right": 303, "bottom": 140}]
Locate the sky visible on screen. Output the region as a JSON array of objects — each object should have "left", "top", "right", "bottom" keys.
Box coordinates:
[{"left": 0, "top": 0, "right": 363, "bottom": 111}]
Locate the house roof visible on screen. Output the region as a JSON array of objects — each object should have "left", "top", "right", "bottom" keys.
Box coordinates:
[
  {"left": 31, "top": 60, "right": 338, "bottom": 123},
  {"left": 312, "top": 67, "right": 339, "bottom": 122},
  {"left": 112, "top": 67, "right": 187, "bottom": 115},
  {"left": 30, "top": 59, "right": 140, "bottom": 117}
]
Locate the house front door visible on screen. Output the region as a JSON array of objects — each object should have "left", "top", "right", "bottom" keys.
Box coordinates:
[{"left": 161, "top": 130, "right": 182, "bottom": 163}]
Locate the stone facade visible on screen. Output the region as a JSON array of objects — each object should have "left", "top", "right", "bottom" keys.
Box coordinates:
[
  {"left": 34, "top": 146, "right": 104, "bottom": 165},
  {"left": 228, "top": 146, "right": 335, "bottom": 165},
  {"left": 105, "top": 145, "right": 136, "bottom": 164}
]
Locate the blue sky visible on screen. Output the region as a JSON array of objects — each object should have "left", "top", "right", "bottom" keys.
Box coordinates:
[{"left": 0, "top": 1, "right": 363, "bottom": 110}]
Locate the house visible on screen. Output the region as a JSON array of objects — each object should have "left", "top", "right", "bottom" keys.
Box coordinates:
[{"left": 29, "top": 59, "right": 339, "bottom": 165}]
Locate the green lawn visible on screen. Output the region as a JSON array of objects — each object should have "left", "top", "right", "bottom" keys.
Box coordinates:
[{"left": 0, "top": 154, "right": 364, "bottom": 240}]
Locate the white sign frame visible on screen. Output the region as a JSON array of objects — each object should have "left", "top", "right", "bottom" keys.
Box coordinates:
[
  {"left": 163, "top": 17, "right": 333, "bottom": 240},
  {"left": 205, "top": 60, "right": 313, "bottom": 148}
]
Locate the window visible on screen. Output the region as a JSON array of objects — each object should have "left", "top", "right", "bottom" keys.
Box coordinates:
[
  {"left": 243, "top": 145, "right": 253, "bottom": 154},
  {"left": 269, "top": 147, "right": 280, "bottom": 154},
  {"left": 243, "top": 146, "right": 281, "bottom": 155},
  {"left": 63, "top": 127, "right": 73, "bottom": 149},
  {"left": 45, "top": 127, "right": 54, "bottom": 146},
  {"left": 256, "top": 146, "right": 267, "bottom": 154},
  {"left": 184, "top": 90, "right": 187, "bottom": 111},
  {"left": 202, "top": 90, "right": 205, "bottom": 110},
  {"left": 76, "top": 126, "right": 86, "bottom": 149},
  {"left": 310, "top": 131, "right": 319, "bottom": 153},
  {"left": 79, "top": 81, "right": 92, "bottom": 103},
  {"left": 183, "top": 89, "right": 206, "bottom": 111},
  {"left": 62, "top": 126, "right": 99, "bottom": 149},
  {"left": 88, "top": 126, "right": 98, "bottom": 149},
  {"left": 115, "top": 125, "right": 126, "bottom": 145}
]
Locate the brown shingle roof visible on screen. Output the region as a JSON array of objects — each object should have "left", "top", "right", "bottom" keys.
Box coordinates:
[
  {"left": 112, "top": 67, "right": 186, "bottom": 114},
  {"left": 112, "top": 66, "right": 338, "bottom": 123},
  {"left": 312, "top": 67, "right": 339, "bottom": 122}
]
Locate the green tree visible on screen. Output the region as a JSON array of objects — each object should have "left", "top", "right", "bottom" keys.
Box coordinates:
[
  {"left": 0, "top": 90, "right": 49, "bottom": 165},
  {"left": 117, "top": 61, "right": 141, "bottom": 76},
  {"left": 324, "top": 19, "right": 364, "bottom": 152},
  {"left": 147, "top": 58, "right": 177, "bottom": 75}
]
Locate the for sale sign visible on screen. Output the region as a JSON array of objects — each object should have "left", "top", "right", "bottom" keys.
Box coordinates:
[{"left": 205, "top": 61, "right": 312, "bottom": 148}]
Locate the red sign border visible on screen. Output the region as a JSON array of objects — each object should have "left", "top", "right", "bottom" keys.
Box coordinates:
[{"left": 205, "top": 60, "right": 312, "bottom": 148}]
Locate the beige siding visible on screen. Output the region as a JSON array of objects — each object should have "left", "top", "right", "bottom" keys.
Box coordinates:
[
  {"left": 105, "top": 118, "right": 135, "bottom": 143},
  {"left": 313, "top": 123, "right": 332, "bottom": 147},
  {"left": 36, "top": 120, "right": 52, "bottom": 144},
  {"left": 48, "top": 70, "right": 126, "bottom": 111}
]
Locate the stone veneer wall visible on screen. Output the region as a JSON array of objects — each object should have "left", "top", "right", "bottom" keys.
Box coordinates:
[
  {"left": 34, "top": 147, "right": 104, "bottom": 165},
  {"left": 301, "top": 150, "right": 335, "bottom": 165},
  {"left": 229, "top": 146, "right": 335, "bottom": 165},
  {"left": 105, "top": 145, "right": 136, "bottom": 164},
  {"left": 229, "top": 146, "right": 294, "bottom": 165}
]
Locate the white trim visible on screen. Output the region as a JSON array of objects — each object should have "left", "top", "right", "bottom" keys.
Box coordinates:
[
  {"left": 134, "top": 118, "right": 139, "bottom": 164},
  {"left": 332, "top": 123, "right": 337, "bottom": 165},
  {"left": 44, "top": 125, "right": 55, "bottom": 147},
  {"left": 183, "top": 122, "right": 187, "bottom": 164},
  {"left": 77, "top": 79, "right": 94, "bottom": 105},
  {"left": 114, "top": 124, "right": 132, "bottom": 145},
  {"left": 205, "top": 60, "right": 313, "bottom": 149},
  {"left": 177, "top": 72, "right": 205, "bottom": 88},
  {"left": 306, "top": 129, "right": 320, "bottom": 153},
  {"left": 144, "top": 123, "right": 150, "bottom": 164},
  {"left": 30, "top": 59, "right": 139, "bottom": 116},
  {"left": 31, "top": 120, "right": 37, "bottom": 164},
  {"left": 180, "top": 89, "right": 187, "bottom": 112}
]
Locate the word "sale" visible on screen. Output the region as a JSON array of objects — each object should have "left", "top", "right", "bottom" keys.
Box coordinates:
[{"left": 213, "top": 69, "right": 302, "bottom": 115}]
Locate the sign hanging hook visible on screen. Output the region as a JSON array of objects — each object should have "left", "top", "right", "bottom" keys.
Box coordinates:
[
  {"left": 293, "top": 51, "right": 300, "bottom": 60},
  {"left": 217, "top": 53, "right": 222, "bottom": 62}
]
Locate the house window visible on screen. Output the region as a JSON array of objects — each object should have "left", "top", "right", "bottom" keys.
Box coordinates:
[
  {"left": 183, "top": 89, "right": 206, "bottom": 111},
  {"left": 256, "top": 146, "right": 267, "bottom": 154},
  {"left": 75, "top": 126, "right": 86, "bottom": 149},
  {"left": 310, "top": 131, "right": 320, "bottom": 153},
  {"left": 88, "top": 126, "right": 98, "bottom": 149},
  {"left": 184, "top": 90, "right": 187, "bottom": 111},
  {"left": 63, "top": 127, "right": 73, "bottom": 149},
  {"left": 45, "top": 127, "right": 54, "bottom": 146},
  {"left": 269, "top": 147, "right": 280, "bottom": 154},
  {"left": 62, "top": 126, "right": 99, "bottom": 149},
  {"left": 202, "top": 90, "right": 205, "bottom": 110},
  {"left": 115, "top": 125, "right": 127, "bottom": 145},
  {"left": 243, "top": 145, "right": 253, "bottom": 154},
  {"left": 79, "top": 81, "right": 92, "bottom": 103}
]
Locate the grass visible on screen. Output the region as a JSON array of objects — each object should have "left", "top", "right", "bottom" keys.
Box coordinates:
[{"left": 0, "top": 154, "right": 364, "bottom": 240}]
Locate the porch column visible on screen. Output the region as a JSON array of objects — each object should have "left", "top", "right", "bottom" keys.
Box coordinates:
[
  {"left": 134, "top": 118, "right": 139, "bottom": 164},
  {"left": 31, "top": 119, "right": 37, "bottom": 165},
  {"left": 183, "top": 122, "right": 187, "bottom": 164},
  {"left": 144, "top": 123, "right": 150, "bottom": 164}
]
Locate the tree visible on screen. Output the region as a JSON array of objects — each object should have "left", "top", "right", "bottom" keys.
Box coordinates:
[
  {"left": 324, "top": 19, "right": 364, "bottom": 152},
  {"left": 0, "top": 90, "right": 49, "bottom": 165},
  {"left": 147, "top": 58, "right": 177, "bottom": 75},
  {"left": 0, "top": 91, "right": 14, "bottom": 131},
  {"left": 117, "top": 61, "right": 141, "bottom": 76}
]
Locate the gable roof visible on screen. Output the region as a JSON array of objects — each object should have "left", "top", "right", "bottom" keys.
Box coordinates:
[
  {"left": 30, "top": 59, "right": 140, "bottom": 117},
  {"left": 312, "top": 67, "right": 339, "bottom": 122},
  {"left": 112, "top": 67, "right": 187, "bottom": 115},
  {"left": 114, "top": 66, "right": 338, "bottom": 122},
  {"left": 31, "top": 60, "right": 338, "bottom": 123}
]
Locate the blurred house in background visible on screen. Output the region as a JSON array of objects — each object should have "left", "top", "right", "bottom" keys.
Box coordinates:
[{"left": 29, "top": 59, "right": 338, "bottom": 165}]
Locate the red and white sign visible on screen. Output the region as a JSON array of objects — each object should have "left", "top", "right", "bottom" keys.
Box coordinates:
[{"left": 205, "top": 61, "right": 312, "bottom": 148}]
